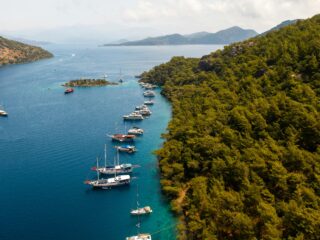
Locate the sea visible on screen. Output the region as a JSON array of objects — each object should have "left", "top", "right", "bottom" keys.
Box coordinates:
[{"left": 0, "top": 44, "right": 223, "bottom": 240}]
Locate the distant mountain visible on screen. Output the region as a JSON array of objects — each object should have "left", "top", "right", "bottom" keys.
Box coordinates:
[
  {"left": 0, "top": 36, "right": 53, "bottom": 66},
  {"left": 8, "top": 37, "right": 51, "bottom": 46},
  {"left": 104, "top": 26, "right": 258, "bottom": 46},
  {"left": 262, "top": 19, "right": 299, "bottom": 35}
]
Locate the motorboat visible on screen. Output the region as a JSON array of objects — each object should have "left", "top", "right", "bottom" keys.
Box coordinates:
[
  {"left": 143, "top": 100, "right": 154, "bottom": 105},
  {"left": 126, "top": 234, "right": 152, "bottom": 240},
  {"left": 128, "top": 127, "right": 144, "bottom": 135},
  {"left": 109, "top": 134, "right": 136, "bottom": 142},
  {"left": 115, "top": 145, "right": 137, "bottom": 153},
  {"left": 143, "top": 90, "right": 155, "bottom": 97},
  {"left": 130, "top": 206, "right": 152, "bottom": 216},
  {"left": 0, "top": 109, "right": 8, "bottom": 117},
  {"left": 123, "top": 112, "right": 144, "bottom": 120},
  {"left": 64, "top": 88, "right": 74, "bottom": 94},
  {"left": 138, "top": 109, "right": 152, "bottom": 116},
  {"left": 135, "top": 105, "right": 148, "bottom": 110}
]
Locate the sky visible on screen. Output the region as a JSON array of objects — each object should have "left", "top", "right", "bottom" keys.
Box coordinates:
[{"left": 0, "top": 0, "right": 320, "bottom": 43}]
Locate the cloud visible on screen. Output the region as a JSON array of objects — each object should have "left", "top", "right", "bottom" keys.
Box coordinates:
[
  {"left": 121, "top": 0, "right": 320, "bottom": 32},
  {"left": 1, "top": 0, "right": 320, "bottom": 42}
]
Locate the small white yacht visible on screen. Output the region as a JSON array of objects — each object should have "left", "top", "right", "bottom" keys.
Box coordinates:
[
  {"left": 135, "top": 105, "right": 148, "bottom": 110},
  {"left": 128, "top": 127, "right": 144, "bottom": 135},
  {"left": 115, "top": 145, "right": 137, "bottom": 153},
  {"left": 126, "top": 234, "right": 152, "bottom": 240},
  {"left": 123, "top": 112, "right": 144, "bottom": 120},
  {"left": 143, "top": 100, "right": 154, "bottom": 105},
  {"left": 0, "top": 109, "right": 8, "bottom": 117},
  {"left": 138, "top": 109, "right": 152, "bottom": 116},
  {"left": 131, "top": 206, "right": 152, "bottom": 216},
  {"left": 143, "top": 90, "right": 155, "bottom": 97}
]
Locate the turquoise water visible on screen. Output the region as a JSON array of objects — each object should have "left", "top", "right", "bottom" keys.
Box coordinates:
[{"left": 0, "top": 44, "right": 222, "bottom": 240}]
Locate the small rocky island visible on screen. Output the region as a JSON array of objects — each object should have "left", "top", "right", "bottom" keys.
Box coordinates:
[{"left": 63, "top": 79, "right": 118, "bottom": 87}]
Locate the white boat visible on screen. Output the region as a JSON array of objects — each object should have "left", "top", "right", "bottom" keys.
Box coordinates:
[
  {"left": 115, "top": 145, "right": 137, "bottom": 153},
  {"left": 143, "top": 100, "right": 154, "bottom": 105},
  {"left": 0, "top": 109, "right": 8, "bottom": 117},
  {"left": 143, "top": 90, "right": 155, "bottom": 97},
  {"left": 144, "top": 84, "right": 157, "bottom": 90},
  {"left": 135, "top": 105, "right": 148, "bottom": 110},
  {"left": 85, "top": 157, "right": 131, "bottom": 189},
  {"left": 131, "top": 206, "right": 152, "bottom": 216},
  {"left": 123, "top": 112, "right": 144, "bottom": 120},
  {"left": 138, "top": 109, "right": 152, "bottom": 116},
  {"left": 93, "top": 145, "right": 133, "bottom": 175},
  {"left": 126, "top": 234, "right": 152, "bottom": 240},
  {"left": 128, "top": 127, "right": 144, "bottom": 135}
]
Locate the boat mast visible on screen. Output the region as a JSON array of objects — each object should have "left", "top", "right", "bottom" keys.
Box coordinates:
[
  {"left": 96, "top": 157, "right": 100, "bottom": 180},
  {"left": 117, "top": 148, "right": 120, "bottom": 165},
  {"left": 104, "top": 144, "right": 107, "bottom": 168}
]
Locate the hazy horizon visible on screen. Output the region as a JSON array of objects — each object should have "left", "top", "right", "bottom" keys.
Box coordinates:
[{"left": 1, "top": 0, "right": 320, "bottom": 44}]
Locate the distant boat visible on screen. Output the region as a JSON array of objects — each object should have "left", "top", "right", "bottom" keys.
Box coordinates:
[
  {"left": 143, "top": 100, "right": 154, "bottom": 105},
  {"left": 109, "top": 134, "right": 136, "bottom": 142},
  {"left": 126, "top": 233, "right": 152, "bottom": 240},
  {"left": 119, "top": 69, "right": 124, "bottom": 83},
  {"left": 138, "top": 109, "right": 152, "bottom": 116},
  {"left": 85, "top": 157, "right": 131, "bottom": 189},
  {"left": 128, "top": 127, "right": 144, "bottom": 135},
  {"left": 64, "top": 88, "right": 74, "bottom": 94},
  {"left": 123, "top": 112, "right": 144, "bottom": 120},
  {"left": 135, "top": 105, "right": 148, "bottom": 110},
  {"left": 143, "top": 90, "right": 155, "bottom": 97},
  {"left": 115, "top": 145, "right": 137, "bottom": 153},
  {"left": 0, "top": 105, "right": 8, "bottom": 117},
  {"left": 0, "top": 109, "right": 8, "bottom": 117}
]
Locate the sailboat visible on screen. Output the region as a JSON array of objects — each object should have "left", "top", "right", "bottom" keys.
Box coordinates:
[
  {"left": 92, "top": 144, "right": 133, "bottom": 175},
  {"left": 130, "top": 186, "right": 152, "bottom": 216},
  {"left": 119, "top": 69, "right": 123, "bottom": 83},
  {"left": 85, "top": 157, "right": 131, "bottom": 189}
]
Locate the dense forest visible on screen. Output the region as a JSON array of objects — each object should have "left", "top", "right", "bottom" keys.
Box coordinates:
[
  {"left": 140, "top": 14, "right": 320, "bottom": 239},
  {"left": 0, "top": 36, "right": 52, "bottom": 66}
]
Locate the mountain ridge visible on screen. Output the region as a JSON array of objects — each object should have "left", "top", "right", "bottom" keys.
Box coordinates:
[{"left": 104, "top": 26, "right": 258, "bottom": 46}]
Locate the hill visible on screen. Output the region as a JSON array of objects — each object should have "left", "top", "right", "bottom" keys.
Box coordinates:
[
  {"left": 262, "top": 19, "right": 299, "bottom": 35},
  {"left": 104, "top": 26, "right": 258, "bottom": 46},
  {"left": 0, "top": 36, "right": 53, "bottom": 66},
  {"left": 140, "top": 14, "right": 320, "bottom": 239}
]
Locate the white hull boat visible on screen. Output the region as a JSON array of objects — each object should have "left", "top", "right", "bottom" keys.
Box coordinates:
[{"left": 126, "top": 234, "right": 152, "bottom": 240}]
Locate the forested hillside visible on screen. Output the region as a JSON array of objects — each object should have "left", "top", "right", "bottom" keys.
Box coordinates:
[
  {"left": 0, "top": 36, "right": 52, "bottom": 66},
  {"left": 140, "top": 15, "right": 320, "bottom": 239}
]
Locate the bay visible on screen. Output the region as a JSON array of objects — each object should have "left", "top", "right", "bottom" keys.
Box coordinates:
[{"left": 0, "top": 44, "right": 222, "bottom": 240}]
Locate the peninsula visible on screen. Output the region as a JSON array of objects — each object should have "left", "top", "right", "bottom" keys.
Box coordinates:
[
  {"left": 63, "top": 79, "right": 118, "bottom": 87},
  {"left": 0, "top": 36, "right": 53, "bottom": 66}
]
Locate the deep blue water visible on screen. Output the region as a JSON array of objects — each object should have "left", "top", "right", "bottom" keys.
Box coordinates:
[{"left": 0, "top": 44, "right": 222, "bottom": 240}]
